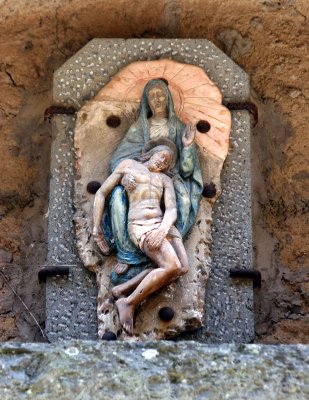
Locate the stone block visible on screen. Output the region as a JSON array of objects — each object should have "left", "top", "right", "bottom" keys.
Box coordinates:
[{"left": 0, "top": 341, "right": 308, "bottom": 399}]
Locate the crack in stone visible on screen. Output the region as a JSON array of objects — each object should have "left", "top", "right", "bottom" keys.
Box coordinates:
[{"left": 5, "top": 70, "right": 16, "bottom": 87}]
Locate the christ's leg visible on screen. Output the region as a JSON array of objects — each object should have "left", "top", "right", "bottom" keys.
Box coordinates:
[
  {"left": 116, "top": 239, "right": 184, "bottom": 334},
  {"left": 109, "top": 185, "right": 149, "bottom": 266},
  {"left": 111, "top": 268, "right": 154, "bottom": 299},
  {"left": 168, "top": 236, "right": 189, "bottom": 275}
]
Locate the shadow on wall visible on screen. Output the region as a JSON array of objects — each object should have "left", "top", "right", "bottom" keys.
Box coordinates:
[{"left": 252, "top": 97, "right": 309, "bottom": 343}]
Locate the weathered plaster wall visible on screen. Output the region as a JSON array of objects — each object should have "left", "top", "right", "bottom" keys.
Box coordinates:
[{"left": 0, "top": 0, "right": 308, "bottom": 342}]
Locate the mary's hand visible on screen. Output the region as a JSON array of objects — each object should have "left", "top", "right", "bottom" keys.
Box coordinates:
[
  {"left": 182, "top": 123, "right": 196, "bottom": 147},
  {"left": 145, "top": 228, "right": 167, "bottom": 251},
  {"left": 92, "top": 227, "right": 110, "bottom": 255}
]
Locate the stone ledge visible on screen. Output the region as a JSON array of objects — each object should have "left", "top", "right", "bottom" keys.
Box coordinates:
[{"left": 0, "top": 341, "right": 308, "bottom": 399}]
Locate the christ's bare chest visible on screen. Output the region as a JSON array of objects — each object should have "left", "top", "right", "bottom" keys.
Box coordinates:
[{"left": 121, "top": 168, "right": 164, "bottom": 200}]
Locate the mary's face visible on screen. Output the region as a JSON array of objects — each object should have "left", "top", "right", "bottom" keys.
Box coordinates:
[
  {"left": 148, "top": 150, "right": 172, "bottom": 172},
  {"left": 147, "top": 86, "right": 168, "bottom": 116}
]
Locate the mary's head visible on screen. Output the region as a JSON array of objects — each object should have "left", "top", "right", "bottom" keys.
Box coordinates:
[
  {"left": 141, "top": 79, "right": 174, "bottom": 118},
  {"left": 146, "top": 84, "right": 168, "bottom": 118},
  {"left": 138, "top": 79, "right": 178, "bottom": 142}
]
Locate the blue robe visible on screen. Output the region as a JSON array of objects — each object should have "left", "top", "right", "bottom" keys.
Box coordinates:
[{"left": 102, "top": 80, "right": 203, "bottom": 284}]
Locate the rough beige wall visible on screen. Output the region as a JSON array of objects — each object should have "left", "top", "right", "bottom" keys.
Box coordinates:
[{"left": 0, "top": 0, "right": 308, "bottom": 342}]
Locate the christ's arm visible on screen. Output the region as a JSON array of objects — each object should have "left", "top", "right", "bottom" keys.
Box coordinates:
[
  {"left": 93, "top": 170, "right": 122, "bottom": 237},
  {"left": 159, "top": 175, "right": 177, "bottom": 234}
]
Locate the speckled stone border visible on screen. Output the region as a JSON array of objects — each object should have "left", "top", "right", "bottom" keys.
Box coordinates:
[
  {"left": 54, "top": 38, "right": 249, "bottom": 107},
  {"left": 46, "top": 115, "right": 97, "bottom": 341},
  {"left": 46, "top": 39, "right": 253, "bottom": 342},
  {"left": 182, "top": 111, "right": 254, "bottom": 343},
  {"left": 204, "top": 111, "right": 254, "bottom": 343}
]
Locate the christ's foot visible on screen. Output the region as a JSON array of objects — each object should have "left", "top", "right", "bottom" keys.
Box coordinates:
[
  {"left": 111, "top": 285, "right": 125, "bottom": 299},
  {"left": 116, "top": 298, "right": 134, "bottom": 335},
  {"left": 95, "top": 234, "right": 110, "bottom": 255},
  {"left": 114, "top": 262, "right": 129, "bottom": 275}
]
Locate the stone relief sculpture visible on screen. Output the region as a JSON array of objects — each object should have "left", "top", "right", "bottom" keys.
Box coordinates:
[
  {"left": 93, "top": 80, "right": 202, "bottom": 284},
  {"left": 93, "top": 140, "right": 192, "bottom": 334},
  {"left": 74, "top": 59, "right": 231, "bottom": 340}
]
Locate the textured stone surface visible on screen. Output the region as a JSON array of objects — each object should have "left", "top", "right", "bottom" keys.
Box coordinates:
[
  {"left": 45, "top": 115, "right": 97, "bottom": 341},
  {"left": 203, "top": 111, "right": 254, "bottom": 343},
  {"left": 54, "top": 38, "right": 249, "bottom": 106},
  {"left": 0, "top": 341, "right": 309, "bottom": 400}
]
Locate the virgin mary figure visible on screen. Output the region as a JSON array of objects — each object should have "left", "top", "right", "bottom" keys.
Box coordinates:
[{"left": 94, "top": 79, "right": 203, "bottom": 284}]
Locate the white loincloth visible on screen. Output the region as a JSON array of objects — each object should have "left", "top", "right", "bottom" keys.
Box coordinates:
[{"left": 128, "top": 217, "right": 181, "bottom": 251}]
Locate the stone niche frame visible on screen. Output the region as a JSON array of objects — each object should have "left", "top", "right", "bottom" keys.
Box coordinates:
[{"left": 46, "top": 39, "right": 253, "bottom": 343}]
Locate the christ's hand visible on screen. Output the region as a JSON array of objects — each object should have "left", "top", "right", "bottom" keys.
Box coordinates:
[
  {"left": 92, "top": 227, "right": 110, "bottom": 255},
  {"left": 145, "top": 228, "right": 167, "bottom": 250}
]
